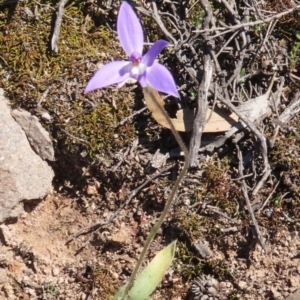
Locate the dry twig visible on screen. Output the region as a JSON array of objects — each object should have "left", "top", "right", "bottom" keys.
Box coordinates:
[
  {"left": 188, "top": 0, "right": 213, "bottom": 168},
  {"left": 67, "top": 164, "right": 173, "bottom": 244},
  {"left": 193, "top": 5, "right": 300, "bottom": 35},
  {"left": 51, "top": 0, "right": 69, "bottom": 53},
  {"left": 236, "top": 145, "right": 267, "bottom": 251}
]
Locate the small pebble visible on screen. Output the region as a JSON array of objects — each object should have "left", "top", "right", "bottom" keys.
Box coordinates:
[
  {"left": 41, "top": 266, "right": 51, "bottom": 275},
  {"left": 111, "top": 272, "right": 119, "bottom": 279},
  {"left": 52, "top": 267, "right": 59, "bottom": 276},
  {"left": 57, "top": 277, "right": 64, "bottom": 285}
]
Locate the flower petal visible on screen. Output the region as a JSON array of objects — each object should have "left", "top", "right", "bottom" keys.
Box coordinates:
[
  {"left": 146, "top": 62, "right": 179, "bottom": 98},
  {"left": 117, "top": 2, "right": 143, "bottom": 57},
  {"left": 138, "top": 74, "right": 147, "bottom": 87},
  {"left": 143, "top": 40, "right": 169, "bottom": 67},
  {"left": 84, "top": 61, "right": 131, "bottom": 94}
]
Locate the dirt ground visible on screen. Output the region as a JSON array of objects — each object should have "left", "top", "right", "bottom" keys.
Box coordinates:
[{"left": 1, "top": 176, "right": 300, "bottom": 300}]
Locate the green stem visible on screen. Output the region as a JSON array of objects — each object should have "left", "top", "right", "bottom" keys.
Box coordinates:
[{"left": 121, "top": 87, "right": 189, "bottom": 300}]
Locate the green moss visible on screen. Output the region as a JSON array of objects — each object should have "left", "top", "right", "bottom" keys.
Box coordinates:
[
  {"left": 172, "top": 156, "right": 244, "bottom": 286},
  {"left": 63, "top": 91, "right": 136, "bottom": 156},
  {"left": 0, "top": 0, "right": 136, "bottom": 159},
  {"left": 176, "top": 210, "right": 206, "bottom": 240},
  {"left": 202, "top": 158, "right": 241, "bottom": 215},
  {"left": 186, "top": 2, "right": 205, "bottom": 27},
  {"left": 270, "top": 127, "right": 300, "bottom": 173}
]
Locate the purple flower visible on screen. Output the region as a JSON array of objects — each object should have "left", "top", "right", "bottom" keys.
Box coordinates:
[{"left": 84, "top": 1, "right": 179, "bottom": 98}]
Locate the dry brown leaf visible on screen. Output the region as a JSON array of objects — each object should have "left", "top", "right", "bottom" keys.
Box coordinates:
[{"left": 143, "top": 87, "right": 238, "bottom": 132}]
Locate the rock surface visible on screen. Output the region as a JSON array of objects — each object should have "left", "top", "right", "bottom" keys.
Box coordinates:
[
  {"left": 0, "top": 89, "right": 54, "bottom": 223},
  {"left": 11, "top": 109, "right": 55, "bottom": 161},
  {"left": 286, "top": 290, "right": 300, "bottom": 300}
]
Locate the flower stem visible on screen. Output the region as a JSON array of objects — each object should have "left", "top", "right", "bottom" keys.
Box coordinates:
[{"left": 121, "top": 87, "right": 189, "bottom": 300}]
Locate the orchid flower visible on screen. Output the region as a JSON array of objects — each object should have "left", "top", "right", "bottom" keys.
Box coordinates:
[{"left": 84, "top": 1, "right": 179, "bottom": 98}]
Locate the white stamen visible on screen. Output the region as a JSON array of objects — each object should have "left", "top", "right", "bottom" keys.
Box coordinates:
[{"left": 130, "top": 63, "right": 146, "bottom": 76}]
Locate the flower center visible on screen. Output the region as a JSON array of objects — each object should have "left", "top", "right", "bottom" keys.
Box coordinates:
[
  {"left": 130, "top": 52, "right": 146, "bottom": 76},
  {"left": 130, "top": 51, "right": 142, "bottom": 65}
]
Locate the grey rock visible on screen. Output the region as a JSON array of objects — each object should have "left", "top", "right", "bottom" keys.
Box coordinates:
[
  {"left": 0, "top": 225, "right": 14, "bottom": 245},
  {"left": 0, "top": 89, "right": 54, "bottom": 223},
  {"left": 0, "top": 268, "right": 7, "bottom": 284},
  {"left": 286, "top": 290, "right": 300, "bottom": 300},
  {"left": 11, "top": 109, "right": 54, "bottom": 161},
  {"left": 193, "top": 240, "right": 212, "bottom": 258}
]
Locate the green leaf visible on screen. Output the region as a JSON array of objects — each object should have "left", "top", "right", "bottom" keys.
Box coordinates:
[
  {"left": 114, "top": 240, "right": 177, "bottom": 300},
  {"left": 239, "top": 68, "right": 246, "bottom": 85}
]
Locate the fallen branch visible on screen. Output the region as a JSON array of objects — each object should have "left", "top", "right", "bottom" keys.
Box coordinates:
[
  {"left": 189, "top": 57, "right": 212, "bottom": 167},
  {"left": 193, "top": 5, "right": 300, "bottom": 35},
  {"left": 187, "top": 0, "right": 214, "bottom": 167},
  {"left": 214, "top": 74, "right": 276, "bottom": 195},
  {"left": 51, "top": 0, "right": 69, "bottom": 53}
]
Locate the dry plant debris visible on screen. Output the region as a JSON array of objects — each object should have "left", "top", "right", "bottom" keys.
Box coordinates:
[
  {"left": 143, "top": 87, "right": 239, "bottom": 133},
  {"left": 1, "top": 0, "right": 300, "bottom": 299}
]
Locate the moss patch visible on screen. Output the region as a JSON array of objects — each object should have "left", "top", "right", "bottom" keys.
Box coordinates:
[{"left": 0, "top": 0, "right": 136, "bottom": 158}]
